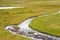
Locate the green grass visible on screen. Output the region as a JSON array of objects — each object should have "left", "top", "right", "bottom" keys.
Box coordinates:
[
  {"left": 30, "top": 13, "right": 60, "bottom": 37},
  {"left": 0, "top": 0, "right": 60, "bottom": 40}
]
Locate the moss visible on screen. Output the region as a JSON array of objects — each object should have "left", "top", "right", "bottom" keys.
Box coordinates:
[{"left": 28, "top": 32, "right": 34, "bottom": 34}]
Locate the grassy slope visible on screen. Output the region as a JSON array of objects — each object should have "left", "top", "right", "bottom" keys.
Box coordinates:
[
  {"left": 0, "top": 0, "right": 60, "bottom": 40},
  {"left": 30, "top": 13, "right": 60, "bottom": 37}
]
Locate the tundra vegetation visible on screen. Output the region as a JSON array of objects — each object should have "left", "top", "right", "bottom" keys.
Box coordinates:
[
  {"left": 30, "top": 13, "right": 60, "bottom": 37},
  {"left": 0, "top": 0, "right": 60, "bottom": 40}
]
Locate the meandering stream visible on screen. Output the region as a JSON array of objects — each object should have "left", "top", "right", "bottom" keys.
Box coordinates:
[
  {"left": 0, "top": 6, "right": 24, "bottom": 9},
  {"left": 5, "top": 10, "right": 60, "bottom": 40}
]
